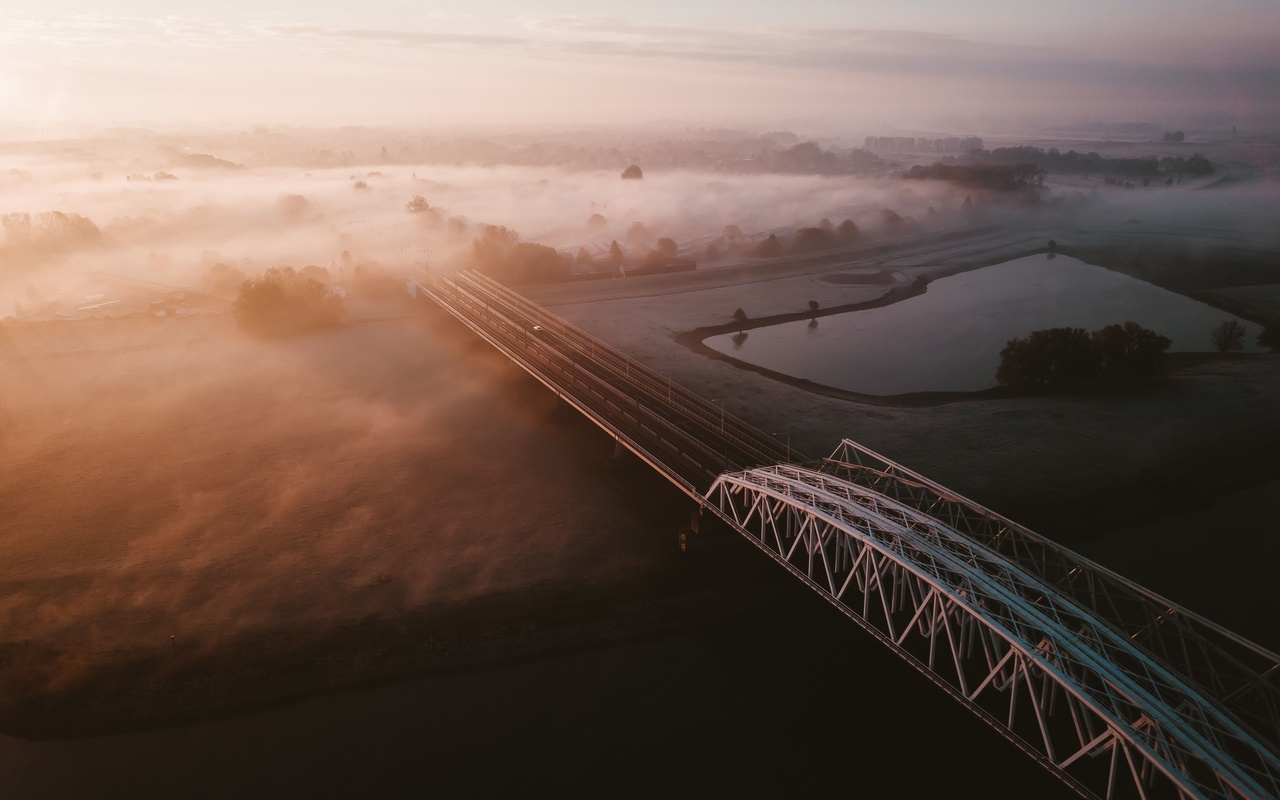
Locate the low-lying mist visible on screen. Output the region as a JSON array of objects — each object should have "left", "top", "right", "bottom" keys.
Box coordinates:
[
  {"left": 2, "top": 125, "right": 1278, "bottom": 712},
  {"left": 5, "top": 129, "right": 1278, "bottom": 322}
]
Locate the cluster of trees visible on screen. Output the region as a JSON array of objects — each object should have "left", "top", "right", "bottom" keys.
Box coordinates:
[
  {"left": 1162, "top": 131, "right": 1186, "bottom": 142},
  {"left": 996, "top": 322, "right": 1172, "bottom": 389},
  {"left": 701, "top": 218, "right": 864, "bottom": 261},
  {"left": 469, "top": 224, "right": 571, "bottom": 283},
  {"left": 0, "top": 211, "right": 102, "bottom": 266},
  {"left": 905, "top": 162, "right": 1042, "bottom": 192},
  {"left": 964, "top": 147, "right": 1212, "bottom": 178},
  {"left": 233, "top": 267, "right": 344, "bottom": 337},
  {"left": 294, "top": 131, "right": 891, "bottom": 177}
]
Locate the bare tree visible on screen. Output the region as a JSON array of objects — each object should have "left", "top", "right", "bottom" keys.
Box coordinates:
[{"left": 1210, "top": 319, "right": 1247, "bottom": 353}]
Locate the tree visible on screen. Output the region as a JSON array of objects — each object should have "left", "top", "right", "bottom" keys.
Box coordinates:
[
  {"left": 621, "top": 164, "right": 644, "bottom": 180},
  {"left": 278, "top": 194, "right": 310, "bottom": 218},
  {"left": 576, "top": 246, "right": 594, "bottom": 266},
  {"left": 586, "top": 213, "right": 607, "bottom": 231},
  {"left": 470, "top": 225, "right": 570, "bottom": 283},
  {"left": 655, "top": 237, "right": 677, "bottom": 258},
  {"left": 757, "top": 234, "right": 781, "bottom": 257},
  {"left": 732, "top": 307, "right": 748, "bottom": 323},
  {"left": 234, "top": 267, "right": 343, "bottom": 337},
  {"left": 1091, "top": 322, "right": 1171, "bottom": 380},
  {"left": 626, "top": 221, "right": 649, "bottom": 244},
  {"left": 996, "top": 327, "right": 1099, "bottom": 388},
  {"left": 838, "top": 219, "right": 860, "bottom": 240},
  {"left": 405, "top": 195, "right": 430, "bottom": 214},
  {"left": 879, "top": 209, "right": 904, "bottom": 231},
  {"left": 608, "top": 240, "right": 624, "bottom": 266},
  {"left": 1211, "top": 319, "right": 1247, "bottom": 353},
  {"left": 793, "top": 227, "right": 833, "bottom": 252},
  {"left": 808, "top": 300, "right": 819, "bottom": 313},
  {"left": 723, "top": 224, "right": 743, "bottom": 239}
]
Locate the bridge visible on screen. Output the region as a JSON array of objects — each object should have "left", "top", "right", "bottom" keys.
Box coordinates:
[{"left": 413, "top": 268, "right": 1280, "bottom": 800}]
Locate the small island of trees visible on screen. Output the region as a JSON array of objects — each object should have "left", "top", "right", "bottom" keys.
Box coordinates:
[{"left": 997, "top": 322, "right": 1172, "bottom": 389}]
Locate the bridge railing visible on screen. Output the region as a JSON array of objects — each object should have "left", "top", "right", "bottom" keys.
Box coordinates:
[
  {"left": 416, "top": 272, "right": 747, "bottom": 491},
  {"left": 708, "top": 462, "right": 1280, "bottom": 799},
  {"left": 823, "top": 438, "right": 1280, "bottom": 758},
  {"left": 459, "top": 271, "right": 794, "bottom": 468}
]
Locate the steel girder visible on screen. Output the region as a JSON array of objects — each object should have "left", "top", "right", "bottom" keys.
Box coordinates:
[
  {"left": 706, "top": 460, "right": 1280, "bottom": 800},
  {"left": 822, "top": 440, "right": 1280, "bottom": 762}
]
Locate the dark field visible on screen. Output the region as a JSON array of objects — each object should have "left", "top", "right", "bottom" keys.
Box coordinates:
[{"left": 0, "top": 299, "right": 1085, "bottom": 797}]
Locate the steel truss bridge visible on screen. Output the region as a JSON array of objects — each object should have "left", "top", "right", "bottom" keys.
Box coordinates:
[{"left": 414, "top": 268, "right": 1280, "bottom": 799}]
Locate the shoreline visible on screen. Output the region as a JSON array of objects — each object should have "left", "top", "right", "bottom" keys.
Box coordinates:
[{"left": 675, "top": 244, "right": 1270, "bottom": 408}]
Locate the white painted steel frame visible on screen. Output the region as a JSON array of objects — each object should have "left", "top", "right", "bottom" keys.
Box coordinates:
[{"left": 707, "top": 455, "right": 1280, "bottom": 800}]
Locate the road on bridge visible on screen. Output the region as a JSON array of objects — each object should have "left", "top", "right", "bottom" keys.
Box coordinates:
[{"left": 415, "top": 269, "right": 794, "bottom": 496}]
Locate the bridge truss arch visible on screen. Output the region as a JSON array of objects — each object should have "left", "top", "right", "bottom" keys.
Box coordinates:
[{"left": 707, "top": 452, "right": 1280, "bottom": 800}]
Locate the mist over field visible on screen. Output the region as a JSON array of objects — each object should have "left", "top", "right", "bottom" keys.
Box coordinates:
[
  {"left": 4, "top": 126, "right": 1279, "bottom": 322},
  {"left": 1, "top": 3, "right": 1278, "bottom": 796}
]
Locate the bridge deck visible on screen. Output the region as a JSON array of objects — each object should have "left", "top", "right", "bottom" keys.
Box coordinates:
[{"left": 415, "top": 269, "right": 792, "bottom": 496}]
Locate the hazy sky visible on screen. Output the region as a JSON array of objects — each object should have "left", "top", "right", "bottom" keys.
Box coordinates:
[{"left": 2, "top": 1, "right": 1278, "bottom": 132}]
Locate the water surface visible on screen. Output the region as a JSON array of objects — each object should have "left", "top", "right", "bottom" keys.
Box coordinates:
[{"left": 706, "top": 255, "right": 1263, "bottom": 395}]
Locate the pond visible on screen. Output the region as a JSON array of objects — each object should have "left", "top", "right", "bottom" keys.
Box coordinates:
[{"left": 704, "top": 254, "right": 1265, "bottom": 395}]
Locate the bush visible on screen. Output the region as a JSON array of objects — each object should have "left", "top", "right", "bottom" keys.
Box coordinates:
[
  {"left": 621, "top": 164, "right": 643, "bottom": 180},
  {"left": 234, "top": 267, "right": 343, "bottom": 337},
  {"left": 1259, "top": 325, "right": 1279, "bottom": 352},
  {"left": 808, "top": 300, "right": 819, "bottom": 312},
  {"left": 1211, "top": 319, "right": 1247, "bottom": 353}
]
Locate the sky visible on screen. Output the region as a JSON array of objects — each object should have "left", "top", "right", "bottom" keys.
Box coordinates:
[{"left": 1, "top": 1, "right": 1278, "bottom": 133}]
